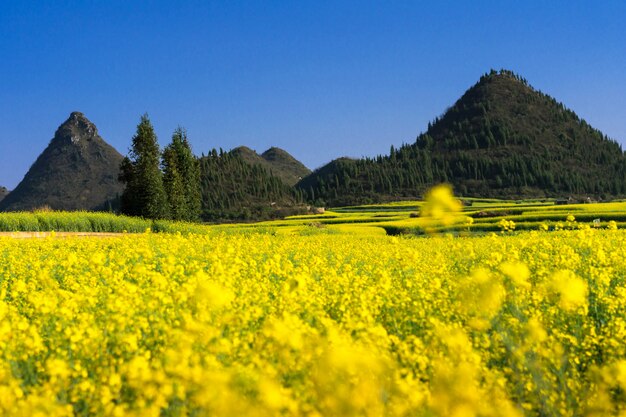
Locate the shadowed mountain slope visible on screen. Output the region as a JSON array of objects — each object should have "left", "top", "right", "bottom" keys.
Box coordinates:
[{"left": 0, "top": 112, "right": 124, "bottom": 211}]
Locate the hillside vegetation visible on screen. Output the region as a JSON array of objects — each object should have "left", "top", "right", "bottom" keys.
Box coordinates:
[
  {"left": 297, "top": 70, "right": 626, "bottom": 206},
  {"left": 230, "top": 146, "right": 311, "bottom": 186},
  {"left": 199, "top": 149, "right": 307, "bottom": 221}
]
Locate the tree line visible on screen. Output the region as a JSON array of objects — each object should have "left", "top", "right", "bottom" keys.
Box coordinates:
[
  {"left": 118, "top": 115, "right": 305, "bottom": 222},
  {"left": 198, "top": 148, "right": 305, "bottom": 221},
  {"left": 119, "top": 115, "right": 202, "bottom": 221}
]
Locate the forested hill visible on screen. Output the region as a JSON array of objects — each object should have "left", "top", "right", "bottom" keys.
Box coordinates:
[
  {"left": 297, "top": 70, "right": 626, "bottom": 206},
  {"left": 0, "top": 186, "right": 8, "bottom": 203},
  {"left": 199, "top": 149, "right": 306, "bottom": 221},
  {"left": 230, "top": 146, "right": 311, "bottom": 186}
]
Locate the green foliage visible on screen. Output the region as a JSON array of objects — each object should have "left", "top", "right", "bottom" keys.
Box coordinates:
[
  {"left": 119, "top": 114, "right": 169, "bottom": 219},
  {"left": 163, "top": 128, "right": 202, "bottom": 221},
  {"left": 231, "top": 146, "right": 311, "bottom": 186},
  {"left": 162, "top": 144, "right": 187, "bottom": 221},
  {"left": 0, "top": 212, "right": 150, "bottom": 233},
  {"left": 199, "top": 149, "right": 306, "bottom": 221},
  {"left": 0, "top": 211, "right": 220, "bottom": 234},
  {"left": 118, "top": 116, "right": 306, "bottom": 223}
]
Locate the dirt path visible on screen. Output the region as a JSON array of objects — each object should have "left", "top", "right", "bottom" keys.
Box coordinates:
[{"left": 0, "top": 232, "right": 128, "bottom": 239}]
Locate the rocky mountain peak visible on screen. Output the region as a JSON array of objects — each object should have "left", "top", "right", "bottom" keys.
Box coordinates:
[
  {"left": 53, "top": 111, "right": 99, "bottom": 146},
  {"left": 0, "top": 112, "right": 124, "bottom": 212}
]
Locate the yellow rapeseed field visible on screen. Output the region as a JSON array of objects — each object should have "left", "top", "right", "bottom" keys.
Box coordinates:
[{"left": 1, "top": 225, "right": 626, "bottom": 416}]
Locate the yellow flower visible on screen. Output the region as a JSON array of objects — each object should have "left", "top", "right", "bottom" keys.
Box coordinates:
[
  {"left": 500, "top": 261, "right": 531, "bottom": 289},
  {"left": 420, "top": 184, "right": 463, "bottom": 230},
  {"left": 550, "top": 270, "right": 588, "bottom": 311},
  {"left": 525, "top": 317, "right": 547, "bottom": 344}
]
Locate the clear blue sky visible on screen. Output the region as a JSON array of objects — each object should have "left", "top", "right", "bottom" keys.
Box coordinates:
[{"left": 1, "top": 1, "right": 625, "bottom": 189}]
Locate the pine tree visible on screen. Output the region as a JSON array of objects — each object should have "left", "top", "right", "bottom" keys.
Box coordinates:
[
  {"left": 119, "top": 114, "right": 168, "bottom": 219},
  {"left": 166, "top": 127, "right": 201, "bottom": 221},
  {"left": 162, "top": 146, "right": 186, "bottom": 220}
]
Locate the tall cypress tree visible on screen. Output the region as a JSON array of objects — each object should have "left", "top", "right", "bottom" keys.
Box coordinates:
[
  {"left": 165, "top": 127, "right": 201, "bottom": 221},
  {"left": 119, "top": 114, "right": 169, "bottom": 219},
  {"left": 162, "top": 145, "right": 186, "bottom": 220}
]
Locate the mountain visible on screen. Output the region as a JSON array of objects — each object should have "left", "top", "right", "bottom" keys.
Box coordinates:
[
  {"left": 0, "top": 112, "right": 124, "bottom": 212},
  {"left": 0, "top": 186, "right": 8, "bottom": 203},
  {"left": 230, "top": 146, "right": 310, "bottom": 186},
  {"left": 199, "top": 148, "right": 306, "bottom": 221},
  {"left": 298, "top": 69, "right": 626, "bottom": 205},
  {"left": 260, "top": 147, "right": 311, "bottom": 185}
]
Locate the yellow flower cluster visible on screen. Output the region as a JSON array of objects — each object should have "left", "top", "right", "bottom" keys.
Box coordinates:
[
  {"left": 1, "top": 227, "right": 626, "bottom": 416},
  {"left": 420, "top": 184, "right": 464, "bottom": 232},
  {"left": 498, "top": 218, "right": 516, "bottom": 232}
]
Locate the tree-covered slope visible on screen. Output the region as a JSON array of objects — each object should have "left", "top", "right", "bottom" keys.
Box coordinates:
[
  {"left": 230, "top": 146, "right": 310, "bottom": 186},
  {"left": 260, "top": 147, "right": 311, "bottom": 185},
  {"left": 199, "top": 149, "right": 306, "bottom": 221},
  {"left": 298, "top": 70, "right": 626, "bottom": 205},
  {"left": 0, "top": 187, "right": 8, "bottom": 203}
]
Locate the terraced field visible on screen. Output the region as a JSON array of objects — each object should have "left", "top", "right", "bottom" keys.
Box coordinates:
[
  {"left": 221, "top": 194, "right": 626, "bottom": 236},
  {"left": 1, "top": 188, "right": 624, "bottom": 237}
]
